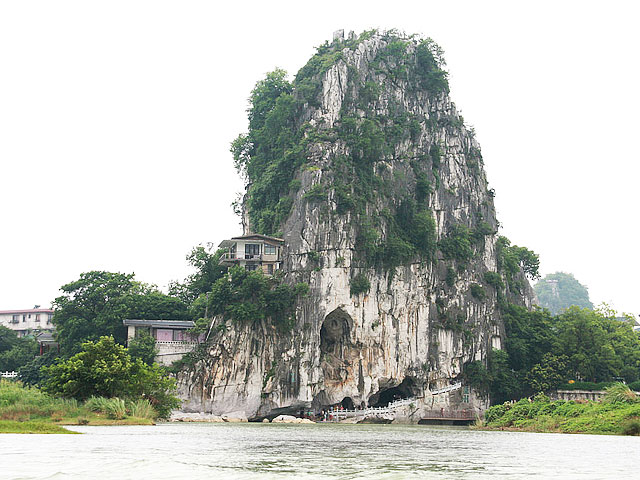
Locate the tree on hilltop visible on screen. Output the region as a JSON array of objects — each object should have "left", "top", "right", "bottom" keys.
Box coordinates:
[{"left": 533, "top": 272, "right": 593, "bottom": 315}]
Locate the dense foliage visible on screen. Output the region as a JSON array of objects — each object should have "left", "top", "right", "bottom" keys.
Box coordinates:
[
  {"left": 465, "top": 305, "right": 640, "bottom": 403},
  {"left": 208, "top": 266, "right": 309, "bottom": 331},
  {"left": 533, "top": 272, "right": 593, "bottom": 315},
  {"left": 53, "top": 271, "right": 189, "bottom": 355},
  {"left": 483, "top": 388, "right": 640, "bottom": 435},
  {"left": 0, "top": 326, "right": 38, "bottom": 372},
  {"left": 42, "top": 336, "right": 179, "bottom": 417},
  {"left": 168, "top": 245, "right": 228, "bottom": 305}
]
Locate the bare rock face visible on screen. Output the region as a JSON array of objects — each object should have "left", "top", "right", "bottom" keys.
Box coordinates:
[{"left": 178, "top": 31, "right": 534, "bottom": 421}]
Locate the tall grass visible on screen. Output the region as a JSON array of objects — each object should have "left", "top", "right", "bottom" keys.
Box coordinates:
[
  {"left": 128, "top": 399, "right": 156, "bottom": 419},
  {"left": 0, "top": 380, "right": 157, "bottom": 424}
]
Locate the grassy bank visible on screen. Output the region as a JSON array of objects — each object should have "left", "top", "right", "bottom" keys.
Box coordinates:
[
  {"left": 480, "top": 386, "right": 640, "bottom": 436},
  {"left": 0, "top": 420, "right": 79, "bottom": 434},
  {"left": 0, "top": 380, "right": 155, "bottom": 434}
]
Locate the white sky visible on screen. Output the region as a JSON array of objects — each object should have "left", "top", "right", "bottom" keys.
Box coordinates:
[{"left": 1, "top": 1, "right": 638, "bottom": 317}]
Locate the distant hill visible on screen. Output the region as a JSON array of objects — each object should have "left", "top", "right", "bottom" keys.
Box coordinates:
[{"left": 533, "top": 272, "right": 593, "bottom": 315}]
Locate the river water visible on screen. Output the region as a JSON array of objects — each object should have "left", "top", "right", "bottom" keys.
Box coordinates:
[{"left": 2, "top": 423, "right": 639, "bottom": 479}]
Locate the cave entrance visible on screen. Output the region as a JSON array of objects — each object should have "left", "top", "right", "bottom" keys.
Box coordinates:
[
  {"left": 320, "top": 308, "right": 353, "bottom": 355},
  {"left": 368, "top": 377, "right": 417, "bottom": 407},
  {"left": 340, "top": 397, "right": 355, "bottom": 410}
]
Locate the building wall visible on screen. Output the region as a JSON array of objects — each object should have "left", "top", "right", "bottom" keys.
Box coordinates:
[{"left": 0, "top": 309, "right": 55, "bottom": 337}]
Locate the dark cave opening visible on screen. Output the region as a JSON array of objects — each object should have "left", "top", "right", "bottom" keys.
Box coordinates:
[
  {"left": 320, "top": 308, "right": 353, "bottom": 355},
  {"left": 340, "top": 397, "right": 355, "bottom": 410},
  {"left": 368, "top": 377, "right": 417, "bottom": 407}
]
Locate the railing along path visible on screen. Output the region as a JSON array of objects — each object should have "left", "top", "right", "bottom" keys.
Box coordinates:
[
  {"left": 1, "top": 371, "right": 18, "bottom": 378},
  {"left": 326, "top": 382, "right": 465, "bottom": 421}
]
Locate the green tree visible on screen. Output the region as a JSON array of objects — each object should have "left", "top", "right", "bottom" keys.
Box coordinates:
[
  {"left": 533, "top": 272, "right": 593, "bottom": 315},
  {"left": 0, "top": 326, "right": 38, "bottom": 371},
  {"left": 42, "top": 336, "right": 179, "bottom": 417},
  {"left": 168, "top": 245, "right": 228, "bottom": 305},
  {"left": 526, "top": 353, "right": 568, "bottom": 393},
  {"left": 554, "top": 306, "right": 640, "bottom": 383},
  {"left": 53, "top": 271, "right": 188, "bottom": 355},
  {"left": 127, "top": 333, "right": 157, "bottom": 366}
]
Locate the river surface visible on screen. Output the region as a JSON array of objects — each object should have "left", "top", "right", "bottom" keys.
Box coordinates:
[{"left": 2, "top": 423, "right": 639, "bottom": 479}]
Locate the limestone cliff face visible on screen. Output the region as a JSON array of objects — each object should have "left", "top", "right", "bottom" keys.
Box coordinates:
[{"left": 178, "top": 31, "right": 534, "bottom": 420}]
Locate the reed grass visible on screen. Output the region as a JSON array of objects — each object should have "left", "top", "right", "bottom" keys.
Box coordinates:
[{"left": 0, "top": 379, "right": 157, "bottom": 433}]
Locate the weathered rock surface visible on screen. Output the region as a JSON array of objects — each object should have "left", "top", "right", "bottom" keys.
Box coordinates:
[
  {"left": 272, "top": 415, "right": 315, "bottom": 424},
  {"left": 177, "top": 31, "right": 534, "bottom": 422}
]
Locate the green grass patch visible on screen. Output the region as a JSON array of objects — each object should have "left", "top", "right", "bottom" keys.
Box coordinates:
[
  {"left": 0, "top": 420, "right": 78, "bottom": 434},
  {"left": 0, "top": 379, "right": 156, "bottom": 431}
]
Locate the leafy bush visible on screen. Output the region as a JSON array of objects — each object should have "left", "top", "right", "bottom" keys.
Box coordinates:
[
  {"left": 483, "top": 271, "right": 504, "bottom": 290},
  {"left": 208, "top": 266, "right": 309, "bottom": 330},
  {"left": 622, "top": 419, "right": 640, "bottom": 436},
  {"left": 350, "top": 274, "right": 371, "bottom": 296},
  {"left": 439, "top": 224, "right": 473, "bottom": 263},
  {"left": 42, "top": 336, "right": 179, "bottom": 418},
  {"left": 470, "top": 283, "right": 486, "bottom": 300}
]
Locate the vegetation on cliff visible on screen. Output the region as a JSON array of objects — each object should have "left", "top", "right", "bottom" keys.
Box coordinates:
[
  {"left": 231, "top": 31, "right": 461, "bottom": 272},
  {"left": 481, "top": 386, "right": 640, "bottom": 436}
]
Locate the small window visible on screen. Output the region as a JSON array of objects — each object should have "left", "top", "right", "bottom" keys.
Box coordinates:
[
  {"left": 23, "top": 315, "right": 27, "bottom": 323},
  {"left": 35, "top": 314, "right": 41, "bottom": 322},
  {"left": 47, "top": 314, "right": 53, "bottom": 324},
  {"left": 264, "top": 244, "right": 277, "bottom": 255},
  {"left": 245, "top": 264, "right": 258, "bottom": 271},
  {"left": 12, "top": 315, "right": 19, "bottom": 324},
  {"left": 267, "top": 264, "right": 274, "bottom": 275},
  {"left": 245, "top": 244, "right": 260, "bottom": 257}
]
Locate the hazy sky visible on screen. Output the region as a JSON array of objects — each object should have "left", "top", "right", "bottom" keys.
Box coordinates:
[{"left": 1, "top": 1, "right": 638, "bottom": 317}]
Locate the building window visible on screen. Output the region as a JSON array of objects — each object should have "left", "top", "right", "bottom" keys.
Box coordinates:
[
  {"left": 267, "top": 264, "right": 274, "bottom": 275},
  {"left": 245, "top": 243, "right": 260, "bottom": 258},
  {"left": 462, "top": 385, "right": 470, "bottom": 403},
  {"left": 23, "top": 315, "right": 26, "bottom": 323},
  {"left": 35, "top": 314, "right": 41, "bottom": 322},
  {"left": 12, "top": 315, "right": 19, "bottom": 324},
  {"left": 172, "top": 330, "right": 185, "bottom": 342},
  {"left": 47, "top": 314, "right": 53, "bottom": 324},
  {"left": 264, "top": 244, "right": 277, "bottom": 255},
  {"left": 245, "top": 264, "right": 258, "bottom": 271}
]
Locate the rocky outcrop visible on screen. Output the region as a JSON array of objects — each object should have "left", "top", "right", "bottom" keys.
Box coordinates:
[{"left": 178, "top": 30, "right": 534, "bottom": 422}]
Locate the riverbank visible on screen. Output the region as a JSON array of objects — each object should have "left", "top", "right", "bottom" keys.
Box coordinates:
[
  {"left": 478, "top": 390, "right": 640, "bottom": 436},
  {"left": 0, "top": 380, "right": 156, "bottom": 434}
]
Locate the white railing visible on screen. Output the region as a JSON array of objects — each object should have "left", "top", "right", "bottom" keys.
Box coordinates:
[
  {"left": 328, "top": 398, "right": 417, "bottom": 420},
  {"left": 431, "top": 382, "right": 462, "bottom": 395},
  {"left": 1, "top": 371, "right": 18, "bottom": 378},
  {"left": 220, "top": 253, "right": 262, "bottom": 261}
]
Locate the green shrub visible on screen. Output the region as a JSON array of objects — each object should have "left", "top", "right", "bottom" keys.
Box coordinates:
[
  {"left": 483, "top": 271, "right": 504, "bottom": 290},
  {"left": 470, "top": 283, "right": 486, "bottom": 300},
  {"left": 439, "top": 224, "right": 473, "bottom": 263},
  {"left": 446, "top": 267, "right": 456, "bottom": 287},
  {"left": 350, "top": 274, "right": 371, "bottom": 296},
  {"left": 622, "top": 419, "right": 640, "bottom": 436}
]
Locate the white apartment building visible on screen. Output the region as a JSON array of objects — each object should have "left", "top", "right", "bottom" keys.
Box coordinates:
[
  {"left": 0, "top": 307, "right": 55, "bottom": 338},
  {"left": 218, "top": 234, "right": 284, "bottom": 275}
]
